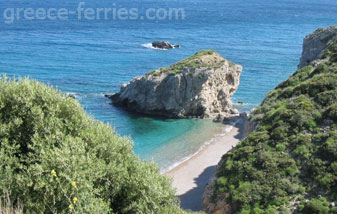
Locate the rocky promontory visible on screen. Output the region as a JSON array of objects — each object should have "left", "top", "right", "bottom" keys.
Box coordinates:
[
  {"left": 299, "top": 26, "right": 337, "bottom": 68},
  {"left": 203, "top": 26, "right": 337, "bottom": 214},
  {"left": 107, "top": 50, "right": 242, "bottom": 119}
]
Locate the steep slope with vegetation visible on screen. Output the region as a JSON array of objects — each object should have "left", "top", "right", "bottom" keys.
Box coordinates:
[
  {"left": 204, "top": 27, "right": 337, "bottom": 214},
  {"left": 0, "top": 77, "right": 185, "bottom": 214}
]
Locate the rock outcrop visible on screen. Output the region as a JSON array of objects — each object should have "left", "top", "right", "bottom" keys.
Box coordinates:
[
  {"left": 152, "top": 41, "right": 180, "bottom": 49},
  {"left": 299, "top": 26, "right": 337, "bottom": 68},
  {"left": 108, "top": 50, "right": 242, "bottom": 118}
]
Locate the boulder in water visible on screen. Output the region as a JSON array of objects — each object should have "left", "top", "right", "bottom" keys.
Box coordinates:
[{"left": 152, "top": 41, "right": 179, "bottom": 50}]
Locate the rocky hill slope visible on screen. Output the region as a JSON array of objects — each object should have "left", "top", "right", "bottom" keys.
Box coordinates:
[
  {"left": 203, "top": 26, "right": 337, "bottom": 214},
  {"left": 107, "top": 50, "right": 242, "bottom": 118},
  {"left": 299, "top": 26, "right": 337, "bottom": 68}
]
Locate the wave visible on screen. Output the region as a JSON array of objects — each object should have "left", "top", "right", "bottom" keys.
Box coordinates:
[
  {"left": 141, "top": 43, "right": 168, "bottom": 50},
  {"left": 65, "top": 92, "right": 107, "bottom": 98},
  {"left": 160, "top": 118, "right": 241, "bottom": 174}
]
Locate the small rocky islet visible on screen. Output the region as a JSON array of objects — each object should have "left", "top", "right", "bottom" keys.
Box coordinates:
[
  {"left": 106, "top": 50, "right": 242, "bottom": 120},
  {"left": 152, "top": 41, "right": 180, "bottom": 49}
]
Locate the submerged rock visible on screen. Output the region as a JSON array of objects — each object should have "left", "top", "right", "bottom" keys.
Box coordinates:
[
  {"left": 108, "top": 50, "right": 242, "bottom": 119},
  {"left": 152, "top": 41, "right": 180, "bottom": 50}
]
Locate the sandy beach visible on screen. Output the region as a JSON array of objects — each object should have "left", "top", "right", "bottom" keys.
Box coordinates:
[{"left": 166, "top": 118, "right": 246, "bottom": 211}]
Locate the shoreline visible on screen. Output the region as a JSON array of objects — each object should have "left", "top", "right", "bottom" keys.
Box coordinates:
[
  {"left": 165, "top": 117, "right": 246, "bottom": 211},
  {"left": 160, "top": 120, "right": 236, "bottom": 175}
]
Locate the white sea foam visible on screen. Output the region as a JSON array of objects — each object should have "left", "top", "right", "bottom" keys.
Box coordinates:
[
  {"left": 65, "top": 92, "right": 78, "bottom": 96},
  {"left": 160, "top": 137, "right": 216, "bottom": 174},
  {"left": 141, "top": 43, "right": 165, "bottom": 50},
  {"left": 65, "top": 92, "right": 106, "bottom": 98}
]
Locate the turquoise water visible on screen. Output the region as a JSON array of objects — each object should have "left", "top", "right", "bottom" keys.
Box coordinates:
[{"left": 1, "top": 0, "right": 337, "bottom": 169}]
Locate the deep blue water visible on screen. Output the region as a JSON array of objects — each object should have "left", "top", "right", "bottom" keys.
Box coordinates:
[{"left": 1, "top": 0, "right": 336, "bottom": 170}]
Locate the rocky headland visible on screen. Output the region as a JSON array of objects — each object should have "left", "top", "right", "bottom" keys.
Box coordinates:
[
  {"left": 107, "top": 50, "right": 242, "bottom": 119},
  {"left": 203, "top": 26, "right": 337, "bottom": 214},
  {"left": 299, "top": 26, "right": 337, "bottom": 68}
]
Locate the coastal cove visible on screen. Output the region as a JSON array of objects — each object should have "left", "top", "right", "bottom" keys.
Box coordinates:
[
  {"left": 1, "top": 0, "right": 337, "bottom": 173},
  {"left": 166, "top": 117, "right": 247, "bottom": 211}
]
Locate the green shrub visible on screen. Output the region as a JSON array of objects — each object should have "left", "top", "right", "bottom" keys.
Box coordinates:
[
  {"left": 294, "top": 145, "right": 310, "bottom": 159},
  {"left": 276, "top": 144, "right": 286, "bottom": 152},
  {"left": 0, "top": 77, "right": 183, "bottom": 214},
  {"left": 314, "top": 63, "right": 329, "bottom": 74},
  {"left": 266, "top": 205, "right": 277, "bottom": 214},
  {"left": 324, "top": 104, "right": 337, "bottom": 121},
  {"left": 286, "top": 167, "right": 298, "bottom": 176},
  {"left": 331, "top": 207, "right": 337, "bottom": 214},
  {"left": 331, "top": 162, "right": 337, "bottom": 172},
  {"left": 323, "top": 136, "right": 337, "bottom": 161},
  {"left": 148, "top": 70, "right": 161, "bottom": 76},
  {"left": 302, "top": 198, "right": 330, "bottom": 214},
  {"left": 278, "top": 207, "right": 291, "bottom": 214},
  {"left": 315, "top": 90, "right": 337, "bottom": 106},
  {"left": 148, "top": 50, "right": 226, "bottom": 76},
  {"left": 252, "top": 206, "right": 264, "bottom": 214}
]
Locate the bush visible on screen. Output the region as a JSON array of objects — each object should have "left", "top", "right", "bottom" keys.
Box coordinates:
[
  {"left": 324, "top": 104, "right": 337, "bottom": 121},
  {"left": 315, "top": 90, "right": 337, "bottom": 106},
  {"left": 301, "top": 198, "right": 330, "bottom": 214},
  {"left": 332, "top": 207, "right": 337, "bottom": 214},
  {"left": 0, "top": 77, "right": 183, "bottom": 214}
]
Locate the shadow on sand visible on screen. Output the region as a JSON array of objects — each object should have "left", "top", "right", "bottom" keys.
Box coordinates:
[{"left": 178, "top": 119, "right": 246, "bottom": 211}]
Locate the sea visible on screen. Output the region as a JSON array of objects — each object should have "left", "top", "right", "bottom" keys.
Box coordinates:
[{"left": 0, "top": 0, "right": 336, "bottom": 172}]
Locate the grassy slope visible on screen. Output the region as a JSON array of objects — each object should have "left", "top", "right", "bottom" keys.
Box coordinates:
[
  {"left": 213, "top": 35, "right": 337, "bottom": 213},
  {"left": 147, "top": 50, "right": 230, "bottom": 76}
]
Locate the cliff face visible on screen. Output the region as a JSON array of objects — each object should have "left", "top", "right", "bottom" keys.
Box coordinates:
[
  {"left": 299, "top": 26, "right": 337, "bottom": 68},
  {"left": 204, "top": 26, "right": 337, "bottom": 214},
  {"left": 109, "top": 50, "right": 242, "bottom": 118}
]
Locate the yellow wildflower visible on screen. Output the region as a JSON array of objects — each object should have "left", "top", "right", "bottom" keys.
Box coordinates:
[
  {"left": 73, "top": 197, "right": 78, "bottom": 204},
  {"left": 51, "top": 170, "right": 57, "bottom": 177},
  {"left": 71, "top": 181, "right": 76, "bottom": 187},
  {"left": 68, "top": 204, "right": 73, "bottom": 210}
]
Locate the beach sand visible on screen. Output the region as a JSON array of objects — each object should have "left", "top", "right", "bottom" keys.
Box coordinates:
[{"left": 166, "top": 118, "right": 246, "bottom": 211}]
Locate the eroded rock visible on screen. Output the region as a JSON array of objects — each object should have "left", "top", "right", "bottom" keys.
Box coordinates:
[{"left": 108, "top": 50, "right": 242, "bottom": 119}]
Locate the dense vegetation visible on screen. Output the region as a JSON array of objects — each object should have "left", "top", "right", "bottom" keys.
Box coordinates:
[
  {"left": 213, "top": 37, "right": 337, "bottom": 213},
  {"left": 148, "top": 50, "right": 230, "bottom": 76},
  {"left": 0, "top": 77, "right": 185, "bottom": 214}
]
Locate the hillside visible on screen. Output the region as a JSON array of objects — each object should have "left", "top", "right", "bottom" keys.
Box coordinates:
[{"left": 204, "top": 26, "right": 337, "bottom": 214}]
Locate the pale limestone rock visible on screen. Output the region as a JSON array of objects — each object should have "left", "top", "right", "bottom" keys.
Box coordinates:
[
  {"left": 109, "top": 50, "right": 242, "bottom": 119},
  {"left": 299, "top": 26, "right": 337, "bottom": 68}
]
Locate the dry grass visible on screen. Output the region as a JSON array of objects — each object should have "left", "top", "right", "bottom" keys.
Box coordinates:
[{"left": 0, "top": 192, "right": 23, "bottom": 214}]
